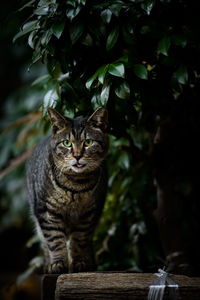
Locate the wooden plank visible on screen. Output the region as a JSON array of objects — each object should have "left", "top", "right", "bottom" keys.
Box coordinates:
[{"left": 54, "top": 272, "right": 200, "bottom": 300}]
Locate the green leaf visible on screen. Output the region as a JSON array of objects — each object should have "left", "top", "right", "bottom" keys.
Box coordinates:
[
  {"left": 91, "top": 92, "right": 101, "bottom": 110},
  {"left": 108, "top": 62, "right": 125, "bottom": 78},
  {"left": 66, "top": 6, "right": 81, "bottom": 21},
  {"left": 173, "top": 65, "right": 188, "bottom": 85},
  {"left": 86, "top": 72, "right": 98, "bottom": 89},
  {"left": 91, "top": 85, "right": 109, "bottom": 109},
  {"left": 34, "top": 5, "right": 49, "bottom": 15},
  {"left": 52, "top": 21, "right": 65, "bottom": 39},
  {"left": 101, "top": 9, "right": 112, "bottom": 24},
  {"left": 113, "top": 137, "right": 129, "bottom": 147},
  {"left": 80, "top": 0, "right": 86, "bottom": 5},
  {"left": 70, "top": 22, "right": 84, "bottom": 44},
  {"left": 118, "top": 152, "right": 130, "bottom": 170},
  {"left": 106, "top": 27, "right": 119, "bottom": 51},
  {"left": 133, "top": 64, "right": 148, "bottom": 80},
  {"left": 50, "top": 2, "right": 58, "bottom": 13},
  {"left": 32, "top": 74, "right": 51, "bottom": 86},
  {"left": 13, "top": 20, "right": 39, "bottom": 42},
  {"left": 67, "top": 0, "right": 76, "bottom": 8},
  {"left": 109, "top": 2, "right": 123, "bottom": 17},
  {"left": 41, "top": 30, "right": 52, "bottom": 46},
  {"left": 47, "top": 59, "right": 62, "bottom": 77},
  {"left": 58, "top": 73, "right": 70, "bottom": 82},
  {"left": 86, "top": 65, "right": 108, "bottom": 89},
  {"left": 157, "top": 36, "right": 171, "bottom": 56},
  {"left": 43, "top": 88, "right": 59, "bottom": 111},
  {"left": 32, "top": 48, "right": 42, "bottom": 64},
  {"left": 118, "top": 56, "right": 129, "bottom": 65},
  {"left": 38, "top": 0, "right": 50, "bottom": 5},
  {"left": 141, "top": 0, "right": 155, "bottom": 15},
  {"left": 115, "top": 81, "right": 130, "bottom": 99},
  {"left": 100, "top": 84, "right": 110, "bottom": 106},
  {"left": 18, "top": 0, "right": 36, "bottom": 12},
  {"left": 28, "top": 31, "right": 35, "bottom": 49},
  {"left": 98, "top": 65, "right": 108, "bottom": 84}
]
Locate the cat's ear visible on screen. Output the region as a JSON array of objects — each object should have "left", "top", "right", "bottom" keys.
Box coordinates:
[
  {"left": 87, "top": 107, "right": 108, "bottom": 131},
  {"left": 47, "top": 107, "right": 70, "bottom": 134}
]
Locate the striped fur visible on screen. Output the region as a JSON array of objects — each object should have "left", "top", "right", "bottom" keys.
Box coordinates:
[{"left": 26, "top": 107, "right": 108, "bottom": 273}]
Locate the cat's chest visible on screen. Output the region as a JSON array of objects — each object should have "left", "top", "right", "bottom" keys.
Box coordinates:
[
  {"left": 67, "top": 191, "right": 95, "bottom": 223},
  {"left": 49, "top": 188, "right": 95, "bottom": 222}
]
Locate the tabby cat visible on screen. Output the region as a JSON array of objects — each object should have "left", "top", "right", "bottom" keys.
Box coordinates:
[{"left": 26, "top": 107, "right": 108, "bottom": 274}]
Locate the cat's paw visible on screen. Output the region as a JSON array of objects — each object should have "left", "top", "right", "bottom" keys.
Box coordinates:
[{"left": 48, "top": 260, "right": 67, "bottom": 274}]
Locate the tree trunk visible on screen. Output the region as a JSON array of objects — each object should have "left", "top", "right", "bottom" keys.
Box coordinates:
[{"left": 153, "top": 122, "right": 195, "bottom": 275}]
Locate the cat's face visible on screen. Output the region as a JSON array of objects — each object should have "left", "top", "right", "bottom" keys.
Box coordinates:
[{"left": 48, "top": 107, "right": 108, "bottom": 175}]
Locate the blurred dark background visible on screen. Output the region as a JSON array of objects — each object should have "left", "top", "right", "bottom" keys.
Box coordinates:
[
  {"left": 0, "top": 1, "right": 46, "bottom": 298},
  {"left": 1, "top": 0, "right": 200, "bottom": 299}
]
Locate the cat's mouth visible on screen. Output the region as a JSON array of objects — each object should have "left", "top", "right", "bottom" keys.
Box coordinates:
[
  {"left": 73, "top": 163, "right": 86, "bottom": 169},
  {"left": 70, "top": 160, "right": 88, "bottom": 172}
]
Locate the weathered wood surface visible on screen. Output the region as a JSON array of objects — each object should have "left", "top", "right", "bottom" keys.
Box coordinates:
[{"left": 53, "top": 272, "right": 200, "bottom": 300}]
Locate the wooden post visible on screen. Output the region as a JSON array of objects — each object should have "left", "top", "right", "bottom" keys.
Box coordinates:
[
  {"left": 42, "top": 274, "right": 59, "bottom": 300},
  {"left": 41, "top": 272, "right": 200, "bottom": 300}
]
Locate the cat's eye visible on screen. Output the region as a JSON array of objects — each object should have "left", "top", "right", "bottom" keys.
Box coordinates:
[
  {"left": 63, "top": 140, "right": 72, "bottom": 147},
  {"left": 84, "top": 139, "right": 93, "bottom": 147}
]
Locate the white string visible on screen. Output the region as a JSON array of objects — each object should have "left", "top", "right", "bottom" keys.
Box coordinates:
[{"left": 148, "top": 268, "right": 179, "bottom": 300}]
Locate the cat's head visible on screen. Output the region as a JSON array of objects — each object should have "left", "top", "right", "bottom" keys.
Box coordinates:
[{"left": 48, "top": 107, "right": 108, "bottom": 174}]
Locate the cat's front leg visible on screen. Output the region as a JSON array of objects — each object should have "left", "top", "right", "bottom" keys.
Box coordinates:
[
  {"left": 45, "top": 230, "right": 68, "bottom": 274},
  {"left": 68, "top": 229, "right": 96, "bottom": 273},
  {"left": 38, "top": 215, "right": 68, "bottom": 274}
]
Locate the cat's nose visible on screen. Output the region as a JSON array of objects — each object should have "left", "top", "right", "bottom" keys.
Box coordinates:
[{"left": 74, "top": 155, "right": 82, "bottom": 161}]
